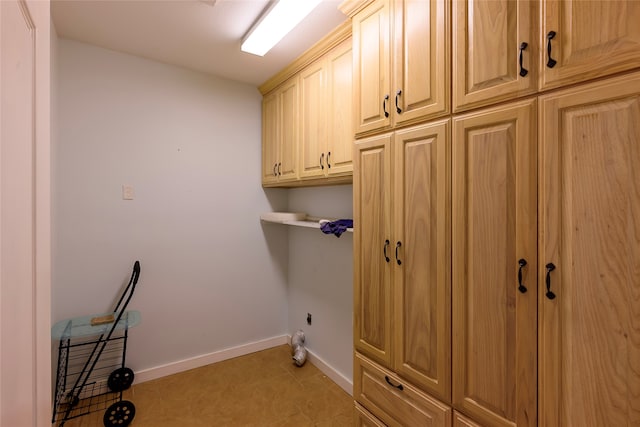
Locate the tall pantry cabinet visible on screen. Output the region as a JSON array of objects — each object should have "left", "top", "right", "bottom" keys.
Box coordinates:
[{"left": 341, "top": 0, "right": 640, "bottom": 426}]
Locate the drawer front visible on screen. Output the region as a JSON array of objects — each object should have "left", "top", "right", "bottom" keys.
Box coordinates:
[
  {"left": 355, "top": 353, "right": 452, "bottom": 427},
  {"left": 453, "top": 411, "right": 482, "bottom": 427},
  {"left": 356, "top": 402, "right": 387, "bottom": 426}
]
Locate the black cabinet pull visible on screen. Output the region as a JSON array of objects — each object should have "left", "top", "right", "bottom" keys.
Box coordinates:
[
  {"left": 395, "top": 90, "right": 402, "bottom": 114},
  {"left": 383, "top": 240, "right": 390, "bottom": 263},
  {"left": 320, "top": 153, "right": 324, "bottom": 170},
  {"left": 383, "top": 94, "right": 390, "bottom": 118},
  {"left": 273, "top": 163, "right": 277, "bottom": 177},
  {"left": 546, "top": 31, "right": 557, "bottom": 68},
  {"left": 278, "top": 162, "right": 281, "bottom": 176},
  {"left": 545, "top": 263, "right": 556, "bottom": 300},
  {"left": 327, "top": 152, "right": 331, "bottom": 169},
  {"left": 385, "top": 375, "right": 404, "bottom": 391},
  {"left": 395, "top": 241, "right": 402, "bottom": 265},
  {"left": 519, "top": 42, "right": 529, "bottom": 77},
  {"left": 517, "top": 258, "right": 528, "bottom": 293}
]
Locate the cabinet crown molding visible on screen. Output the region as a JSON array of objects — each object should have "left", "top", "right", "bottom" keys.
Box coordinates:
[
  {"left": 338, "top": 0, "right": 374, "bottom": 17},
  {"left": 258, "top": 20, "right": 351, "bottom": 95}
]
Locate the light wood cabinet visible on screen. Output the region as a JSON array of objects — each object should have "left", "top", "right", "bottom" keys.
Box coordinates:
[
  {"left": 453, "top": 0, "right": 537, "bottom": 112},
  {"left": 540, "top": 0, "right": 640, "bottom": 90},
  {"left": 349, "top": 0, "right": 449, "bottom": 135},
  {"left": 538, "top": 72, "right": 640, "bottom": 427},
  {"left": 354, "top": 120, "right": 451, "bottom": 404},
  {"left": 452, "top": 99, "right": 538, "bottom": 427},
  {"left": 299, "top": 38, "right": 353, "bottom": 180},
  {"left": 260, "top": 22, "right": 352, "bottom": 187},
  {"left": 261, "top": 77, "right": 299, "bottom": 185}
]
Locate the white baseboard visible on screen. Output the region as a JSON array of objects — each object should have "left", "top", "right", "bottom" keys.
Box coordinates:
[
  {"left": 133, "top": 335, "right": 289, "bottom": 384},
  {"left": 133, "top": 334, "right": 353, "bottom": 397},
  {"left": 305, "top": 348, "right": 353, "bottom": 396}
]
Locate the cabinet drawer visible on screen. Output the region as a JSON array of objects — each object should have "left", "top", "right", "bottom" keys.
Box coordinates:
[
  {"left": 355, "top": 353, "right": 452, "bottom": 427},
  {"left": 453, "top": 411, "right": 482, "bottom": 427},
  {"left": 356, "top": 402, "right": 387, "bottom": 426}
]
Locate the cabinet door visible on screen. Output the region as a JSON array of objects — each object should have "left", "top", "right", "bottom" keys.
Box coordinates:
[
  {"left": 452, "top": 99, "right": 538, "bottom": 427},
  {"left": 262, "top": 92, "right": 279, "bottom": 185},
  {"left": 541, "top": 0, "right": 640, "bottom": 90},
  {"left": 393, "top": 121, "right": 451, "bottom": 403},
  {"left": 279, "top": 77, "right": 299, "bottom": 182},
  {"left": 353, "top": 0, "right": 391, "bottom": 135},
  {"left": 539, "top": 73, "right": 640, "bottom": 426},
  {"left": 453, "top": 0, "right": 537, "bottom": 112},
  {"left": 354, "top": 133, "right": 393, "bottom": 367},
  {"left": 299, "top": 58, "right": 327, "bottom": 179},
  {"left": 393, "top": 0, "right": 450, "bottom": 125},
  {"left": 327, "top": 38, "right": 354, "bottom": 177}
]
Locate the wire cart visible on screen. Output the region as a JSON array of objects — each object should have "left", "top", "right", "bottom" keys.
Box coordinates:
[{"left": 52, "top": 261, "right": 141, "bottom": 427}]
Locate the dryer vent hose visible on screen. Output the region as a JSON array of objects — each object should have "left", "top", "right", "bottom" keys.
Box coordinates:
[{"left": 291, "top": 330, "right": 307, "bottom": 367}]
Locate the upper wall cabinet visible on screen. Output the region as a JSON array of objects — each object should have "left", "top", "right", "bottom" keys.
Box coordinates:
[
  {"left": 260, "top": 22, "right": 353, "bottom": 188},
  {"left": 540, "top": 0, "right": 640, "bottom": 90},
  {"left": 345, "top": 0, "right": 450, "bottom": 136},
  {"left": 453, "top": 0, "right": 537, "bottom": 112},
  {"left": 262, "top": 77, "right": 299, "bottom": 185},
  {"left": 299, "top": 38, "right": 353, "bottom": 180}
]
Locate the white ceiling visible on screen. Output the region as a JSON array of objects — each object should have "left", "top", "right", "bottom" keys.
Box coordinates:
[{"left": 51, "top": 0, "right": 348, "bottom": 87}]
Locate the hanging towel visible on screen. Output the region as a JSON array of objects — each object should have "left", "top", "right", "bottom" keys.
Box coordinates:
[{"left": 320, "top": 219, "right": 353, "bottom": 237}]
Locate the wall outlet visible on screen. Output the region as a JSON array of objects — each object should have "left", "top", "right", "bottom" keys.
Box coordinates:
[{"left": 306, "top": 313, "right": 312, "bottom": 325}]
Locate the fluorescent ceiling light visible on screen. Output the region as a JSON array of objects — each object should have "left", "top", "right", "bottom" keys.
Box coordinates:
[{"left": 241, "top": 0, "right": 322, "bottom": 57}]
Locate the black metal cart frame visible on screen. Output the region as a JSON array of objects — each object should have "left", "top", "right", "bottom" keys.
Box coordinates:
[{"left": 52, "top": 261, "right": 141, "bottom": 427}]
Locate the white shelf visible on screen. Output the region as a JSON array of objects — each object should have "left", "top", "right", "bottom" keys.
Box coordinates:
[{"left": 260, "top": 213, "right": 353, "bottom": 233}]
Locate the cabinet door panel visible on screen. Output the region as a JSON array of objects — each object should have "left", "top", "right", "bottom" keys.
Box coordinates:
[
  {"left": 353, "top": 0, "right": 391, "bottom": 134},
  {"left": 279, "top": 78, "right": 298, "bottom": 182},
  {"left": 262, "top": 92, "right": 279, "bottom": 185},
  {"left": 541, "top": 0, "right": 640, "bottom": 90},
  {"left": 393, "top": 121, "right": 451, "bottom": 403},
  {"left": 300, "top": 60, "right": 326, "bottom": 179},
  {"left": 393, "top": 0, "right": 450, "bottom": 125},
  {"left": 453, "top": 0, "right": 536, "bottom": 112},
  {"left": 354, "top": 134, "right": 393, "bottom": 366},
  {"left": 327, "top": 39, "right": 354, "bottom": 177},
  {"left": 539, "top": 73, "right": 640, "bottom": 427},
  {"left": 453, "top": 100, "right": 537, "bottom": 427}
]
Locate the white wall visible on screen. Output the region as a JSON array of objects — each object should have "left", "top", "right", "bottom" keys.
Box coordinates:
[
  {"left": 53, "top": 39, "right": 290, "bottom": 371},
  {"left": 286, "top": 186, "right": 353, "bottom": 384}
]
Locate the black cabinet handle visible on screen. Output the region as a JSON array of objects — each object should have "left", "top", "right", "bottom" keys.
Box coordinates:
[
  {"left": 395, "top": 241, "right": 402, "bottom": 265},
  {"left": 385, "top": 375, "right": 404, "bottom": 391},
  {"left": 545, "top": 263, "right": 556, "bottom": 299},
  {"left": 519, "top": 42, "right": 529, "bottom": 77},
  {"left": 517, "top": 258, "right": 528, "bottom": 293},
  {"left": 278, "top": 162, "right": 281, "bottom": 176},
  {"left": 546, "top": 31, "right": 557, "bottom": 68},
  {"left": 383, "top": 239, "right": 390, "bottom": 263},
  {"left": 395, "top": 90, "right": 402, "bottom": 114},
  {"left": 327, "top": 151, "right": 331, "bottom": 169},
  {"left": 320, "top": 153, "right": 324, "bottom": 170},
  {"left": 383, "top": 94, "right": 389, "bottom": 118},
  {"left": 273, "top": 163, "right": 277, "bottom": 177}
]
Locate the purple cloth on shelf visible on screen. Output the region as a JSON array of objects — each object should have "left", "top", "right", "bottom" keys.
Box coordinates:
[{"left": 320, "top": 219, "right": 353, "bottom": 237}]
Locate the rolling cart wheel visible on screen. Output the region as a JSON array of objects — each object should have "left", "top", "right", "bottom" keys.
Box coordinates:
[
  {"left": 103, "top": 400, "right": 135, "bottom": 427},
  {"left": 107, "top": 367, "right": 134, "bottom": 392}
]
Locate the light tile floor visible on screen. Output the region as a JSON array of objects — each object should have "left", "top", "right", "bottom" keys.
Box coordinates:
[{"left": 55, "top": 345, "right": 354, "bottom": 426}]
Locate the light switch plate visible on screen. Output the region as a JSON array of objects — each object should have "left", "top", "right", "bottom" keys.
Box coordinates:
[{"left": 122, "top": 185, "right": 134, "bottom": 200}]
